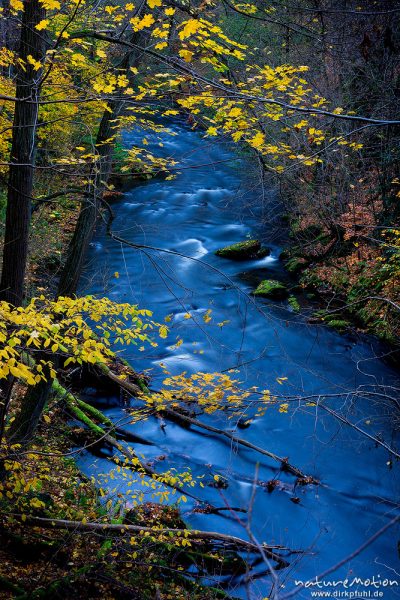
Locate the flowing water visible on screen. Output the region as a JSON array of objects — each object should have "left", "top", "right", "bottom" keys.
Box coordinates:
[{"left": 77, "top": 120, "right": 400, "bottom": 599}]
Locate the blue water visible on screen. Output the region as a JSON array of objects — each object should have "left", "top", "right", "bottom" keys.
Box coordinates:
[{"left": 77, "top": 120, "right": 400, "bottom": 599}]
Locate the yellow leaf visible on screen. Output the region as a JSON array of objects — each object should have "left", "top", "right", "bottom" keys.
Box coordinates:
[
  {"left": 27, "top": 55, "right": 42, "bottom": 71},
  {"left": 10, "top": 0, "right": 23, "bottom": 11},
  {"left": 131, "top": 13, "right": 155, "bottom": 30},
  {"left": 39, "top": 0, "right": 61, "bottom": 9},
  {"left": 159, "top": 325, "right": 168, "bottom": 339},
  {"left": 147, "top": 0, "right": 161, "bottom": 7},
  {"left": 249, "top": 132, "right": 265, "bottom": 149},
  {"left": 228, "top": 107, "right": 242, "bottom": 118},
  {"left": 35, "top": 19, "right": 49, "bottom": 30},
  {"left": 179, "top": 49, "right": 194, "bottom": 63},
  {"left": 179, "top": 19, "right": 201, "bottom": 40}
]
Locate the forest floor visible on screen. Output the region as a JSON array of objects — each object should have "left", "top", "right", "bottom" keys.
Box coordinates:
[{"left": 0, "top": 402, "right": 229, "bottom": 599}]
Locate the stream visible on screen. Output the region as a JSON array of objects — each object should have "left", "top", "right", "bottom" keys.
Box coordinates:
[{"left": 76, "top": 119, "right": 400, "bottom": 599}]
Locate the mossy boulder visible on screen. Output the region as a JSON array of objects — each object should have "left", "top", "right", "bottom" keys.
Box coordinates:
[
  {"left": 253, "top": 279, "right": 289, "bottom": 299},
  {"left": 215, "top": 239, "right": 269, "bottom": 260},
  {"left": 311, "top": 310, "right": 351, "bottom": 332}
]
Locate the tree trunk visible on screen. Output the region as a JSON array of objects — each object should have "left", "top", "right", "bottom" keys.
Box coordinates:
[
  {"left": 57, "top": 103, "right": 119, "bottom": 297},
  {"left": 16, "top": 33, "right": 149, "bottom": 445},
  {"left": 0, "top": 0, "right": 46, "bottom": 445},
  {"left": 57, "top": 31, "right": 148, "bottom": 298},
  {"left": 0, "top": 0, "right": 46, "bottom": 306}
]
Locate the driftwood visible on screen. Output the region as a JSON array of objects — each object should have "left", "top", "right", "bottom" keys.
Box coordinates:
[
  {"left": 96, "top": 364, "right": 316, "bottom": 483},
  {"left": 20, "top": 516, "right": 291, "bottom": 563}
]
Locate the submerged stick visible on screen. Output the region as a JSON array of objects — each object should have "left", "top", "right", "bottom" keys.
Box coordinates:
[{"left": 160, "top": 409, "right": 312, "bottom": 481}]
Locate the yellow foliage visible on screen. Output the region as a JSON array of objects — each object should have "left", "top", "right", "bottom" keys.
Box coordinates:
[
  {"left": 179, "top": 19, "right": 202, "bottom": 40},
  {"left": 39, "top": 0, "right": 61, "bottom": 9},
  {"left": 0, "top": 296, "right": 159, "bottom": 386},
  {"left": 35, "top": 19, "right": 49, "bottom": 30},
  {"left": 9, "top": 0, "right": 23, "bottom": 12}
]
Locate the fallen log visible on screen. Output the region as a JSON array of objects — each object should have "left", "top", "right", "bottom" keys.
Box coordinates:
[
  {"left": 58, "top": 382, "right": 152, "bottom": 446},
  {"left": 19, "top": 515, "right": 291, "bottom": 563}
]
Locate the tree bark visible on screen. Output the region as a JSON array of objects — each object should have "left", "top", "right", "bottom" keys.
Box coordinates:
[
  {"left": 0, "top": 0, "right": 46, "bottom": 306},
  {"left": 19, "top": 516, "right": 290, "bottom": 559}
]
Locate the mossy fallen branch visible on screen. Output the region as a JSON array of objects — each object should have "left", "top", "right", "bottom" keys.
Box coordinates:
[
  {"left": 54, "top": 378, "right": 207, "bottom": 503},
  {"left": 74, "top": 397, "right": 115, "bottom": 429},
  {"left": 53, "top": 379, "right": 106, "bottom": 438}
]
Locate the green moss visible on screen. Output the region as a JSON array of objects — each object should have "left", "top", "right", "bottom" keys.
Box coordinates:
[
  {"left": 288, "top": 295, "right": 300, "bottom": 312},
  {"left": 0, "top": 188, "right": 7, "bottom": 224},
  {"left": 285, "top": 257, "right": 308, "bottom": 274},
  {"left": 253, "top": 279, "right": 288, "bottom": 299},
  {"left": 216, "top": 239, "right": 269, "bottom": 260},
  {"left": 326, "top": 319, "right": 350, "bottom": 331}
]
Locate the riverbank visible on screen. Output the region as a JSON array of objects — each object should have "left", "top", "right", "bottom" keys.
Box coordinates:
[
  {"left": 279, "top": 221, "right": 400, "bottom": 347},
  {"left": 0, "top": 398, "right": 232, "bottom": 599}
]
